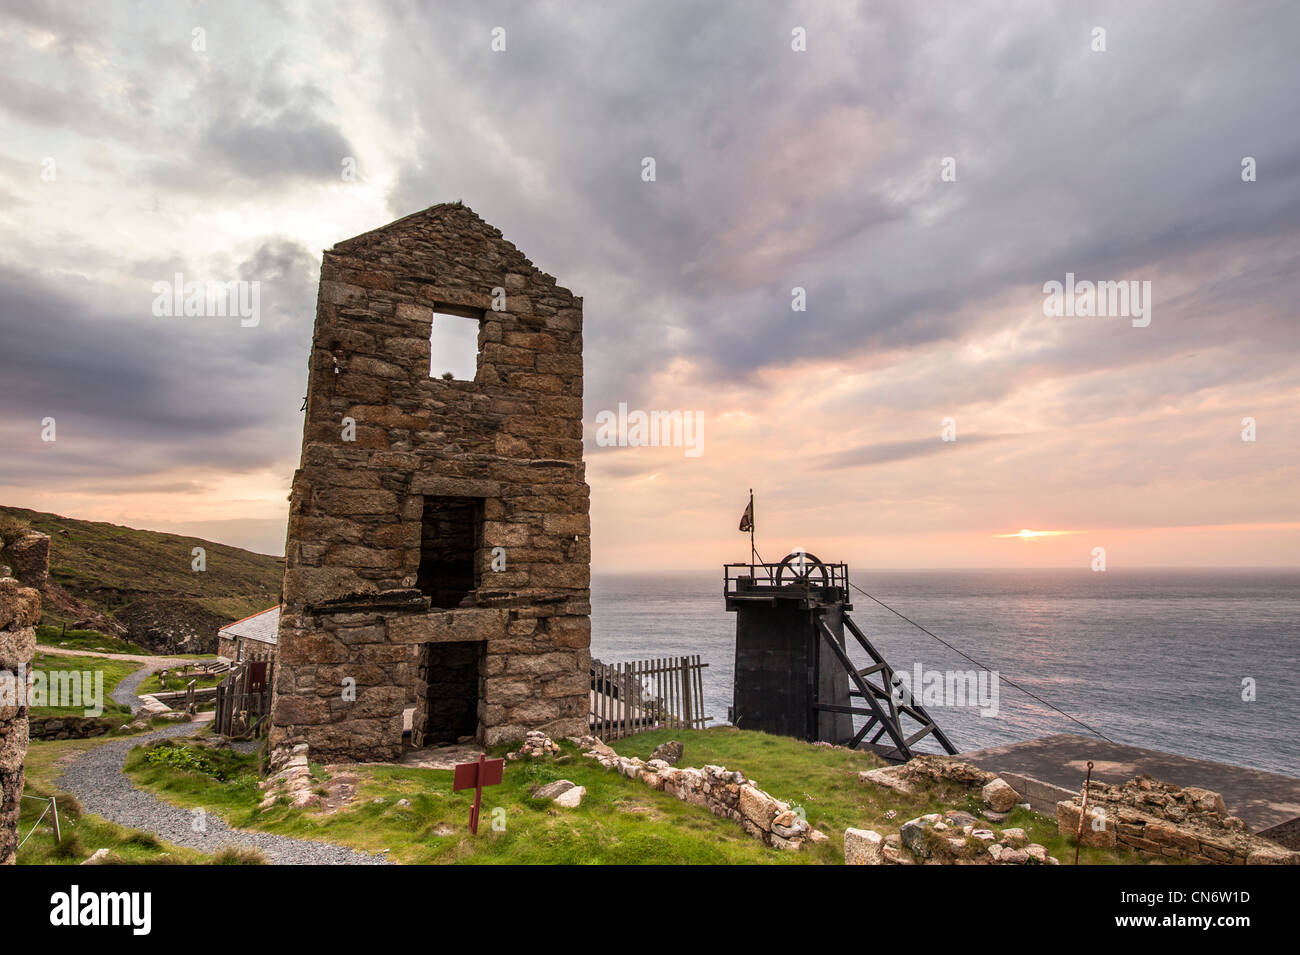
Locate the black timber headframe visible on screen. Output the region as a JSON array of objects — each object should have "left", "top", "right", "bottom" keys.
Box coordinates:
[{"left": 814, "top": 613, "right": 958, "bottom": 761}]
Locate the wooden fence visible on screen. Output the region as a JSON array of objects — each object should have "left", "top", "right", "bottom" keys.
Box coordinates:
[
  {"left": 213, "top": 660, "right": 274, "bottom": 738},
  {"left": 589, "top": 655, "right": 710, "bottom": 741}
]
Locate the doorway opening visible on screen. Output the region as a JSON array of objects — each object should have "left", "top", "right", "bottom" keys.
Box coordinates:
[{"left": 413, "top": 640, "right": 483, "bottom": 747}]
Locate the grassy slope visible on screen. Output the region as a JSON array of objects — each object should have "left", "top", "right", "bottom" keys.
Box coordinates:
[
  {"left": 27, "top": 650, "right": 139, "bottom": 720},
  {"left": 35, "top": 625, "right": 151, "bottom": 655},
  {"left": 0, "top": 505, "right": 283, "bottom": 626},
  {"left": 124, "top": 727, "right": 1151, "bottom": 865}
]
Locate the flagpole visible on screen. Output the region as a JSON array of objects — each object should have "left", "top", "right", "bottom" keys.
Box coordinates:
[{"left": 749, "top": 488, "right": 756, "bottom": 572}]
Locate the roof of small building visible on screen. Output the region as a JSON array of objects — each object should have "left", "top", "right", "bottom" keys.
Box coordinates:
[{"left": 218, "top": 605, "right": 280, "bottom": 645}]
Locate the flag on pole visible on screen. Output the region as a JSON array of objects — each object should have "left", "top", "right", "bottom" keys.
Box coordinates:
[{"left": 738, "top": 498, "right": 753, "bottom": 532}]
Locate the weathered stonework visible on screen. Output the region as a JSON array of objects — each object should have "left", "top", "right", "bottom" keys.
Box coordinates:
[
  {"left": 1, "top": 575, "right": 41, "bottom": 865},
  {"left": 1057, "top": 775, "right": 1300, "bottom": 864},
  {"left": 269, "top": 203, "right": 591, "bottom": 761},
  {"left": 576, "top": 736, "right": 828, "bottom": 850}
]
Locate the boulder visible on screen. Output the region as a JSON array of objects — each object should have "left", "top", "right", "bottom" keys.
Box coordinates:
[
  {"left": 944, "top": 809, "right": 979, "bottom": 828},
  {"left": 649, "top": 740, "right": 684, "bottom": 765},
  {"left": 771, "top": 809, "right": 808, "bottom": 840},
  {"left": 899, "top": 816, "right": 937, "bottom": 859},
  {"left": 1000, "top": 827, "right": 1029, "bottom": 847},
  {"left": 844, "top": 828, "right": 885, "bottom": 865},
  {"left": 1183, "top": 787, "right": 1227, "bottom": 814},
  {"left": 739, "top": 785, "right": 778, "bottom": 832},
  {"left": 982, "top": 777, "right": 1020, "bottom": 813},
  {"left": 553, "top": 785, "right": 586, "bottom": 809},
  {"left": 532, "top": 780, "right": 576, "bottom": 801}
]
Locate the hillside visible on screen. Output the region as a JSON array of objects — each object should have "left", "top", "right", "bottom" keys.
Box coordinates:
[{"left": 0, "top": 505, "right": 283, "bottom": 652}]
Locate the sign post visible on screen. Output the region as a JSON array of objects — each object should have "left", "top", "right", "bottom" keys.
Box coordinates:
[{"left": 453, "top": 754, "right": 505, "bottom": 834}]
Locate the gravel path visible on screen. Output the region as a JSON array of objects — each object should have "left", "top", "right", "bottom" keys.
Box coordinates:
[
  {"left": 59, "top": 723, "right": 391, "bottom": 864},
  {"left": 111, "top": 665, "right": 153, "bottom": 712}
]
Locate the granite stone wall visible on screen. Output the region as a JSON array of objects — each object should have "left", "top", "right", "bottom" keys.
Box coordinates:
[
  {"left": 269, "top": 203, "right": 591, "bottom": 761},
  {"left": 1057, "top": 775, "right": 1300, "bottom": 864},
  {"left": 1, "top": 576, "right": 41, "bottom": 865}
]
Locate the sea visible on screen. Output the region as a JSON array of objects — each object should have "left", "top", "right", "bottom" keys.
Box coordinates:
[{"left": 591, "top": 569, "right": 1299, "bottom": 778}]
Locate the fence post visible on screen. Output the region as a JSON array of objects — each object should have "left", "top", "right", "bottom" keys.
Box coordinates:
[{"left": 680, "top": 656, "right": 692, "bottom": 730}]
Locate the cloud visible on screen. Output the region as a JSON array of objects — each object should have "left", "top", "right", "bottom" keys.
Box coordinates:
[
  {"left": 815, "top": 433, "right": 1019, "bottom": 471},
  {"left": 0, "top": 236, "right": 316, "bottom": 485},
  {"left": 0, "top": 0, "right": 1296, "bottom": 567}
]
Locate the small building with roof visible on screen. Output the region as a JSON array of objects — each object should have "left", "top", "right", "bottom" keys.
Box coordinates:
[{"left": 217, "top": 605, "right": 280, "bottom": 663}]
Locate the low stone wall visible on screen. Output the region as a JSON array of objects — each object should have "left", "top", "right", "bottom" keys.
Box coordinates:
[
  {"left": 1057, "top": 775, "right": 1299, "bottom": 865},
  {"left": 575, "top": 736, "right": 826, "bottom": 850},
  {"left": 1, "top": 575, "right": 41, "bottom": 865},
  {"left": 28, "top": 715, "right": 118, "bottom": 741}
]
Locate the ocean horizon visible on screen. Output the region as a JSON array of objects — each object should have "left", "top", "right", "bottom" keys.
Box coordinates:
[{"left": 591, "top": 568, "right": 1299, "bottom": 778}]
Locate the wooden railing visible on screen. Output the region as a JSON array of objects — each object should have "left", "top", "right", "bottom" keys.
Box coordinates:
[
  {"left": 213, "top": 660, "right": 273, "bottom": 739},
  {"left": 590, "top": 655, "right": 711, "bottom": 741}
]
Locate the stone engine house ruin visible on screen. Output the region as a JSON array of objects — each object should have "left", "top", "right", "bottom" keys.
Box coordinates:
[{"left": 269, "top": 203, "right": 591, "bottom": 761}]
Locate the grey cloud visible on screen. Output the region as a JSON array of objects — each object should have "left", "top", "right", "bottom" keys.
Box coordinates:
[
  {"left": 0, "top": 239, "right": 315, "bottom": 483},
  {"left": 815, "top": 433, "right": 1018, "bottom": 471},
  {"left": 201, "top": 101, "right": 355, "bottom": 182},
  {"left": 369, "top": 1, "right": 1299, "bottom": 423}
]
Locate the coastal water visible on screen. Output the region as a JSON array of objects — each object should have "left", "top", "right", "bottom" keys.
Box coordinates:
[{"left": 591, "top": 569, "right": 1299, "bottom": 778}]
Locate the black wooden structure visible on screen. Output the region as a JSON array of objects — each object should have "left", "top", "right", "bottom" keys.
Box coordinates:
[{"left": 725, "top": 553, "right": 957, "bottom": 762}]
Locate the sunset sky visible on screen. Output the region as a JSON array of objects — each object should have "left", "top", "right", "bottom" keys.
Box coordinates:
[{"left": 2, "top": 1, "right": 1297, "bottom": 570}]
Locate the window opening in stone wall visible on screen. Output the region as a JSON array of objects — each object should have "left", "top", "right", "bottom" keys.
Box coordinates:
[
  {"left": 430, "top": 307, "right": 482, "bottom": 381},
  {"left": 417, "top": 496, "right": 483, "bottom": 609}
]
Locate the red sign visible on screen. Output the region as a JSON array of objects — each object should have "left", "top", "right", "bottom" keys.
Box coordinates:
[{"left": 453, "top": 754, "right": 505, "bottom": 834}]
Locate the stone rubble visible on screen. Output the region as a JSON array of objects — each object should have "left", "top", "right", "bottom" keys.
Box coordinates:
[
  {"left": 847, "top": 809, "right": 1060, "bottom": 866},
  {"left": 576, "top": 737, "right": 825, "bottom": 850},
  {"left": 259, "top": 743, "right": 320, "bottom": 810},
  {"left": 1057, "top": 775, "right": 1299, "bottom": 865},
  {"left": 859, "top": 753, "right": 999, "bottom": 799},
  {"left": 860, "top": 753, "right": 1024, "bottom": 823},
  {"left": 649, "top": 740, "right": 684, "bottom": 765},
  {"left": 508, "top": 729, "right": 563, "bottom": 760}
]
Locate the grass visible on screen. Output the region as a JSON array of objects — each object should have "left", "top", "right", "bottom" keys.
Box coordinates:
[
  {"left": 121, "top": 727, "right": 1154, "bottom": 865},
  {"left": 35, "top": 625, "right": 151, "bottom": 655},
  {"left": 26, "top": 651, "right": 139, "bottom": 720},
  {"left": 124, "top": 736, "right": 796, "bottom": 864},
  {"left": 614, "top": 728, "right": 1152, "bottom": 864},
  {"left": 15, "top": 735, "right": 209, "bottom": 865}
]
